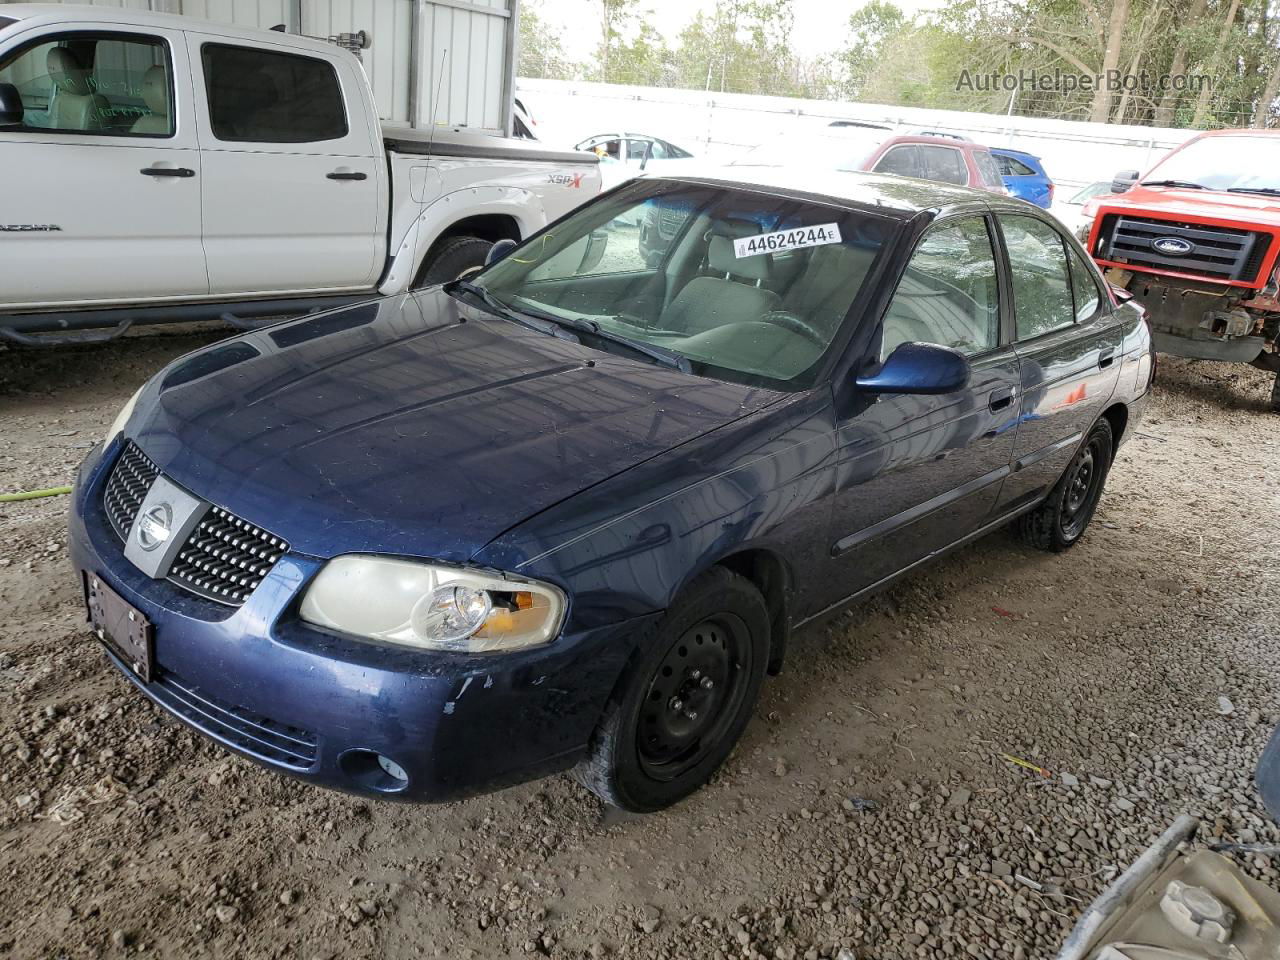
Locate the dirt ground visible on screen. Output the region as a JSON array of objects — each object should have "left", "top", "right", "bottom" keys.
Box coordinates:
[{"left": 1, "top": 332, "right": 1278, "bottom": 960}]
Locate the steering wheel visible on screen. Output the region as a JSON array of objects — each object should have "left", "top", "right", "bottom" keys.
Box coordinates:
[{"left": 764, "top": 311, "right": 827, "bottom": 347}]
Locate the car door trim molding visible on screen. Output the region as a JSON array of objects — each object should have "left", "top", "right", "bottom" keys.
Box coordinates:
[
  {"left": 1014, "top": 430, "right": 1082, "bottom": 473},
  {"left": 831, "top": 462, "right": 1010, "bottom": 558}
]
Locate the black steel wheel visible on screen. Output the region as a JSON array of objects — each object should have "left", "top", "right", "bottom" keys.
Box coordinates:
[
  {"left": 1017, "top": 417, "right": 1114, "bottom": 552},
  {"left": 574, "top": 567, "right": 770, "bottom": 812}
]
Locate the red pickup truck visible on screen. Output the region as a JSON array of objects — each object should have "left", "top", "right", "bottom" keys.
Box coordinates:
[{"left": 1080, "top": 129, "right": 1280, "bottom": 410}]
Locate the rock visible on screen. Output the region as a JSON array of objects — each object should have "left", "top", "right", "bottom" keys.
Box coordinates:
[
  {"left": 213, "top": 904, "right": 239, "bottom": 924},
  {"left": 358, "top": 900, "right": 378, "bottom": 918},
  {"left": 946, "top": 788, "right": 971, "bottom": 808},
  {"left": 1090, "top": 776, "right": 1113, "bottom": 788},
  {"left": 775, "top": 760, "right": 788, "bottom": 777},
  {"left": 1218, "top": 696, "right": 1235, "bottom": 716},
  {"left": 280, "top": 889, "right": 299, "bottom": 906},
  {"left": 1114, "top": 798, "right": 1135, "bottom": 813},
  {"left": 1060, "top": 772, "right": 1079, "bottom": 788}
]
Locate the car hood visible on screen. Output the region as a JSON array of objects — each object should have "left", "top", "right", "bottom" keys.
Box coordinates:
[
  {"left": 1089, "top": 184, "right": 1280, "bottom": 225},
  {"left": 129, "top": 291, "right": 782, "bottom": 563}
]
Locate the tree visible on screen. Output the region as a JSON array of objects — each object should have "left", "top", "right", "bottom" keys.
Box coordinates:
[
  {"left": 838, "top": 1, "right": 908, "bottom": 100},
  {"left": 517, "top": 1, "right": 577, "bottom": 79}
]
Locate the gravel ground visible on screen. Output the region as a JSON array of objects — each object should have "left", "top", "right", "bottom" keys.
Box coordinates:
[{"left": 1, "top": 334, "right": 1278, "bottom": 960}]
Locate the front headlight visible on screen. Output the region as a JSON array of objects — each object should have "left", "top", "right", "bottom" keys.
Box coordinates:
[
  {"left": 299, "top": 555, "right": 566, "bottom": 653},
  {"left": 104, "top": 385, "right": 144, "bottom": 448}
]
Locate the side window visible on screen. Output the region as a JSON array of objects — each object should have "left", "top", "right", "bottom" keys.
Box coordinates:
[
  {"left": 880, "top": 217, "right": 1000, "bottom": 360},
  {"left": 1006, "top": 157, "right": 1036, "bottom": 176},
  {"left": 974, "top": 151, "right": 1005, "bottom": 189},
  {"left": 1066, "top": 244, "right": 1102, "bottom": 321},
  {"left": 1001, "top": 215, "right": 1075, "bottom": 339},
  {"left": 201, "top": 43, "right": 346, "bottom": 143},
  {"left": 874, "top": 145, "right": 920, "bottom": 178},
  {"left": 916, "top": 145, "right": 967, "bottom": 185},
  {"left": 0, "top": 33, "right": 173, "bottom": 136}
]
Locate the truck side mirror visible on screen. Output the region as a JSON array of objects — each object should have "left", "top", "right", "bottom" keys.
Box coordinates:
[
  {"left": 1111, "top": 169, "right": 1139, "bottom": 194},
  {"left": 0, "top": 83, "right": 23, "bottom": 127},
  {"left": 485, "top": 238, "right": 518, "bottom": 267}
]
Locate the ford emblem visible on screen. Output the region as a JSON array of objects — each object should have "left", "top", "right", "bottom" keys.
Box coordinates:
[
  {"left": 136, "top": 502, "right": 173, "bottom": 552},
  {"left": 1152, "top": 236, "right": 1194, "bottom": 256}
]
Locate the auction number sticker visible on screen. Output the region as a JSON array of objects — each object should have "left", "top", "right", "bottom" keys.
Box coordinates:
[{"left": 734, "top": 223, "right": 842, "bottom": 258}]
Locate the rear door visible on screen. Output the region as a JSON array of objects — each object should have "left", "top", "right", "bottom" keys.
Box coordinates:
[
  {"left": 186, "top": 35, "right": 385, "bottom": 295},
  {"left": 0, "top": 24, "right": 205, "bottom": 306},
  {"left": 823, "top": 213, "right": 1021, "bottom": 603},
  {"left": 995, "top": 212, "right": 1123, "bottom": 511}
]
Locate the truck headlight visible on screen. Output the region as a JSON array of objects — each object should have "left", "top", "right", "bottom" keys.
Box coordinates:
[
  {"left": 104, "top": 385, "right": 144, "bottom": 448},
  {"left": 299, "top": 555, "right": 566, "bottom": 653}
]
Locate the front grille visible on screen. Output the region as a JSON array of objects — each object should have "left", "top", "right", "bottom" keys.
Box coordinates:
[
  {"left": 103, "top": 442, "right": 159, "bottom": 541},
  {"left": 152, "top": 669, "right": 318, "bottom": 769},
  {"left": 167, "top": 506, "right": 288, "bottom": 606},
  {"left": 102, "top": 444, "right": 288, "bottom": 608},
  {"left": 1098, "top": 215, "right": 1269, "bottom": 283}
]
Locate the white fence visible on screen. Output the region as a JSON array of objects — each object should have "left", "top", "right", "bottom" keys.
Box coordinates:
[{"left": 516, "top": 78, "right": 1204, "bottom": 192}]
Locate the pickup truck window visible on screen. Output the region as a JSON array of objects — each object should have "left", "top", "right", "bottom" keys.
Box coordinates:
[
  {"left": 0, "top": 33, "right": 173, "bottom": 137},
  {"left": 1000, "top": 215, "right": 1076, "bottom": 340},
  {"left": 881, "top": 217, "right": 999, "bottom": 360},
  {"left": 201, "top": 43, "right": 346, "bottom": 144}
]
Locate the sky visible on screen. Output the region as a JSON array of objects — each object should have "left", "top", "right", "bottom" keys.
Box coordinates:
[{"left": 541, "top": 0, "right": 945, "bottom": 61}]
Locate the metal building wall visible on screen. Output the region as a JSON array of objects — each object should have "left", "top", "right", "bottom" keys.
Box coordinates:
[{"left": 2, "top": 0, "right": 517, "bottom": 132}]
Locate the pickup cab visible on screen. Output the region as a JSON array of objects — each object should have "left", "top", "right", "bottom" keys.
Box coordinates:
[
  {"left": 1080, "top": 129, "right": 1280, "bottom": 409},
  {"left": 0, "top": 4, "right": 600, "bottom": 344}
]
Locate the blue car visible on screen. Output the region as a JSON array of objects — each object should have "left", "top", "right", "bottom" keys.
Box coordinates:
[
  {"left": 70, "top": 170, "right": 1153, "bottom": 812},
  {"left": 992, "top": 148, "right": 1055, "bottom": 208}
]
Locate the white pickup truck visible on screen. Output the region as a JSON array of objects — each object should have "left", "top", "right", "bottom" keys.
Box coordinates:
[{"left": 0, "top": 4, "right": 600, "bottom": 344}]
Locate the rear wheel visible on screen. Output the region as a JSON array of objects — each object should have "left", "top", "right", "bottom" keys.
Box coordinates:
[
  {"left": 1017, "top": 417, "right": 1113, "bottom": 552},
  {"left": 574, "top": 566, "right": 769, "bottom": 812},
  {"left": 415, "top": 236, "right": 494, "bottom": 288},
  {"left": 1271, "top": 372, "right": 1280, "bottom": 413}
]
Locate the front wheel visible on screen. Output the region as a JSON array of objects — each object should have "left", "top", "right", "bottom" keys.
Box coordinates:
[
  {"left": 574, "top": 566, "right": 770, "bottom": 812},
  {"left": 1017, "top": 417, "right": 1113, "bottom": 552},
  {"left": 415, "top": 236, "right": 494, "bottom": 288}
]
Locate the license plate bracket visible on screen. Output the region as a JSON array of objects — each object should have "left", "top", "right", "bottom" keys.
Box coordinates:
[{"left": 85, "top": 572, "right": 153, "bottom": 683}]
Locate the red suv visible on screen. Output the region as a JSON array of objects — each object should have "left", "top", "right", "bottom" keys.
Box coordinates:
[{"left": 734, "top": 128, "right": 1008, "bottom": 195}]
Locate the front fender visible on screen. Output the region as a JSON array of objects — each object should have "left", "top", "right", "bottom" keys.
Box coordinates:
[
  {"left": 379, "top": 187, "right": 548, "bottom": 295},
  {"left": 473, "top": 391, "right": 839, "bottom": 634}
]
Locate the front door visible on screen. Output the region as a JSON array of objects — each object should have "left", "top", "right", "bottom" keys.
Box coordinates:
[
  {"left": 0, "top": 25, "right": 205, "bottom": 306},
  {"left": 994, "top": 213, "right": 1124, "bottom": 511},
  {"left": 824, "top": 214, "right": 1021, "bottom": 606},
  {"left": 186, "top": 35, "right": 384, "bottom": 296}
]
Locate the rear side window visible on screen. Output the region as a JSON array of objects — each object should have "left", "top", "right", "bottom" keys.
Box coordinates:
[
  {"left": 874, "top": 145, "right": 920, "bottom": 178},
  {"left": 974, "top": 151, "right": 1005, "bottom": 189},
  {"left": 998, "top": 155, "right": 1036, "bottom": 177},
  {"left": 916, "top": 145, "right": 967, "bottom": 185},
  {"left": 201, "top": 43, "right": 346, "bottom": 143},
  {"left": 1001, "top": 215, "right": 1075, "bottom": 339}
]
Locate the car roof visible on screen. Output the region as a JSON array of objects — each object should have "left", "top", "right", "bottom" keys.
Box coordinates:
[
  {"left": 655, "top": 165, "right": 1001, "bottom": 217},
  {"left": 0, "top": 3, "right": 343, "bottom": 57}
]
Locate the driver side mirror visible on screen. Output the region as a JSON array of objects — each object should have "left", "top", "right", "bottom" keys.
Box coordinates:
[
  {"left": 485, "top": 238, "right": 518, "bottom": 267},
  {"left": 855, "top": 342, "right": 971, "bottom": 396},
  {"left": 0, "top": 83, "right": 23, "bottom": 127},
  {"left": 1111, "top": 169, "right": 1138, "bottom": 194}
]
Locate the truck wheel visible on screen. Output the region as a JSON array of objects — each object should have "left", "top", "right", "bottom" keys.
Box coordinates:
[
  {"left": 1017, "top": 417, "right": 1113, "bottom": 552},
  {"left": 574, "top": 566, "right": 770, "bottom": 813},
  {"left": 416, "top": 236, "right": 494, "bottom": 288}
]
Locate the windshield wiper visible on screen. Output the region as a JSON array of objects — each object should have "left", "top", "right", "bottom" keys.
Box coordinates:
[
  {"left": 513, "top": 303, "right": 693, "bottom": 373},
  {"left": 1139, "top": 179, "right": 1206, "bottom": 189},
  {"left": 450, "top": 280, "right": 691, "bottom": 372},
  {"left": 1226, "top": 187, "right": 1280, "bottom": 196}
]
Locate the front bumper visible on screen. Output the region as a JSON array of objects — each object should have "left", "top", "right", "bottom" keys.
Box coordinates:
[{"left": 69, "top": 442, "right": 655, "bottom": 802}]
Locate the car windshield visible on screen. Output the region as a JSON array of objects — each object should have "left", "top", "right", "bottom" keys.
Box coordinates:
[
  {"left": 1069, "top": 182, "right": 1110, "bottom": 204},
  {"left": 1144, "top": 135, "right": 1280, "bottom": 193},
  {"left": 733, "top": 130, "right": 889, "bottom": 173},
  {"left": 469, "top": 179, "right": 897, "bottom": 390}
]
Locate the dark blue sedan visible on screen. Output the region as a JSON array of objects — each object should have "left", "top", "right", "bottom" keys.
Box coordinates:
[
  {"left": 992, "top": 148, "right": 1055, "bottom": 208},
  {"left": 70, "top": 169, "right": 1153, "bottom": 812}
]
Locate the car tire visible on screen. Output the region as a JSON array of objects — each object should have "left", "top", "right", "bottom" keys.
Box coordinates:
[
  {"left": 415, "top": 236, "right": 494, "bottom": 288},
  {"left": 1271, "top": 373, "right": 1280, "bottom": 413},
  {"left": 574, "top": 566, "right": 770, "bottom": 813},
  {"left": 1017, "top": 417, "right": 1113, "bottom": 552}
]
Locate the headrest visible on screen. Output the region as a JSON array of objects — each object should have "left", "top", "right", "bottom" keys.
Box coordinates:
[
  {"left": 141, "top": 65, "right": 168, "bottom": 116},
  {"left": 708, "top": 233, "right": 772, "bottom": 281},
  {"left": 47, "top": 47, "right": 93, "bottom": 97}
]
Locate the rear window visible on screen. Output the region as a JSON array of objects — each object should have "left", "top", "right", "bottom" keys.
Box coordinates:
[
  {"left": 201, "top": 42, "right": 346, "bottom": 143},
  {"left": 974, "top": 151, "right": 1005, "bottom": 189}
]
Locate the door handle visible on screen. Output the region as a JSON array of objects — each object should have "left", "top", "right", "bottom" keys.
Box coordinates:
[
  {"left": 1098, "top": 348, "right": 1116, "bottom": 369},
  {"left": 988, "top": 387, "right": 1016, "bottom": 412},
  {"left": 327, "top": 171, "right": 368, "bottom": 181},
  {"left": 140, "top": 167, "right": 195, "bottom": 178}
]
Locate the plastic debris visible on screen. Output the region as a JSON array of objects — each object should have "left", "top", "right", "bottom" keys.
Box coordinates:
[{"left": 1001, "top": 753, "right": 1052, "bottom": 778}]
